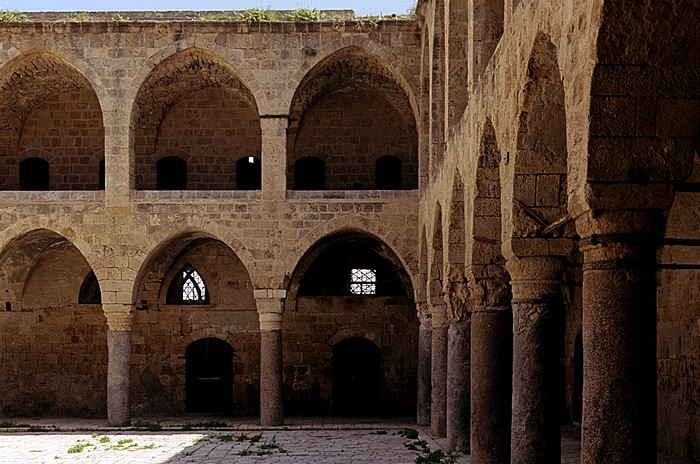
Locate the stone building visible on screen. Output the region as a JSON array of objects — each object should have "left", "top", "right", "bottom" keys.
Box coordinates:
[{"left": 0, "top": 1, "right": 697, "bottom": 463}]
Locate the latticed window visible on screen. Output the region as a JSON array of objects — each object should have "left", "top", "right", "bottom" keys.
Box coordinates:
[
  {"left": 349, "top": 268, "right": 377, "bottom": 295},
  {"left": 167, "top": 265, "right": 210, "bottom": 304}
]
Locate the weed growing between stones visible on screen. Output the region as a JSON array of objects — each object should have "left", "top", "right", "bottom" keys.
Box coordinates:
[
  {"left": 64, "top": 435, "right": 161, "bottom": 454},
  {"left": 398, "top": 428, "right": 460, "bottom": 464},
  {"left": 213, "top": 432, "right": 286, "bottom": 456}
]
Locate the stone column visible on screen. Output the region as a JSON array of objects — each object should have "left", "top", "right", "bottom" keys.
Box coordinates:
[
  {"left": 471, "top": 304, "right": 512, "bottom": 464},
  {"left": 103, "top": 102, "right": 131, "bottom": 211},
  {"left": 445, "top": 281, "right": 470, "bottom": 452},
  {"left": 507, "top": 256, "right": 564, "bottom": 464},
  {"left": 255, "top": 289, "right": 286, "bottom": 426},
  {"left": 259, "top": 116, "right": 287, "bottom": 202},
  {"left": 104, "top": 304, "right": 134, "bottom": 426},
  {"left": 431, "top": 302, "right": 448, "bottom": 438},
  {"left": 577, "top": 211, "right": 659, "bottom": 463},
  {"left": 417, "top": 303, "right": 432, "bottom": 426}
]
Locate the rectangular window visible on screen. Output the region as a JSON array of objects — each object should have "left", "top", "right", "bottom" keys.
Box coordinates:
[{"left": 350, "top": 268, "right": 377, "bottom": 295}]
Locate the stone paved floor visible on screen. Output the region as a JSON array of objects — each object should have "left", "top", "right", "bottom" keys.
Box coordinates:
[{"left": 0, "top": 417, "right": 690, "bottom": 463}]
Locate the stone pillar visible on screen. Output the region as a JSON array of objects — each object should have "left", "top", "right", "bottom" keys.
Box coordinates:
[
  {"left": 255, "top": 289, "right": 286, "bottom": 426},
  {"left": 577, "top": 211, "right": 659, "bottom": 463},
  {"left": 417, "top": 303, "right": 432, "bottom": 426},
  {"left": 259, "top": 116, "right": 287, "bottom": 201},
  {"left": 104, "top": 304, "right": 133, "bottom": 426},
  {"left": 103, "top": 103, "right": 131, "bottom": 210},
  {"left": 471, "top": 304, "right": 512, "bottom": 464},
  {"left": 445, "top": 281, "right": 470, "bottom": 452},
  {"left": 507, "top": 256, "right": 564, "bottom": 464},
  {"left": 431, "top": 302, "right": 448, "bottom": 438}
]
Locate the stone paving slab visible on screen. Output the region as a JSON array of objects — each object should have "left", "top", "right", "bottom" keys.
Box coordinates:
[{"left": 0, "top": 417, "right": 690, "bottom": 463}]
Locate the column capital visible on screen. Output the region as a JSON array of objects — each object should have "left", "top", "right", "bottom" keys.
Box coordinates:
[
  {"left": 443, "top": 279, "right": 470, "bottom": 322},
  {"left": 103, "top": 304, "right": 134, "bottom": 332},
  {"left": 416, "top": 302, "right": 432, "bottom": 328},
  {"left": 575, "top": 209, "right": 664, "bottom": 267},
  {"left": 506, "top": 255, "right": 565, "bottom": 303},
  {"left": 255, "top": 289, "right": 286, "bottom": 331}
]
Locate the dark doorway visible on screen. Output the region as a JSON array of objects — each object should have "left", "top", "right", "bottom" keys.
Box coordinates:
[
  {"left": 375, "top": 155, "right": 402, "bottom": 189},
  {"left": 573, "top": 332, "right": 583, "bottom": 422},
  {"left": 19, "top": 157, "right": 50, "bottom": 190},
  {"left": 332, "top": 337, "right": 380, "bottom": 417},
  {"left": 185, "top": 338, "right": 234, "bottom": 414},
  {"left": 156, "top": 156, "right": 187, "bottom": 190},
  {"left": 294, "top": 156, "right": 325, "bottom": 190},
  {"left": 236, "top": 156, "right": 261, "bottom": 190}
]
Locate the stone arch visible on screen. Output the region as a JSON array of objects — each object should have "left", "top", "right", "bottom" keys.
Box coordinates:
[
  {"left": 0, "top": 49, "right": 105, "bottom": 190},
  {"left": 282, "top": 228, "right": 418, "bottom": 417},
  {"left": 504, "top": 33, "right": 572, "bottom": 256},
  {"left": 467, "top": 118, "right": 509, "bottom": 305},
  {"left": 131, "top": 47, "right": 261, "bottom": 190},
  {"left": 582, "top": 2, "right": 700, "bottom": 214},
  {"left": 429, "top": 0, "right": 446, "bottom": 174},
  {"left": 0, "top": 228, "right": 107, "bottom": 416},
  {"left": 130, "top": 229, "right": 259, "bottom": 416},
  {"left": 287, "top": 46, "right": 418, "bottom": 190},
  {"left": 429, "top": 203, "right": 444, "bottom": 308},
  {"left": 286, "top": 215, "right": 418, "bottom": 284},
  {"left": 445, "top": 0, "right": 469, "bottom": 135},
  {"left": 445, "top": 170, "right": 468, "bottom": 321}
]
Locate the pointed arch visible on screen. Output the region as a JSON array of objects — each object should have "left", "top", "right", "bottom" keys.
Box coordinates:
[
  {"left": 0, "top": 50, "right": 105, "bottom": 191},
  {"left": 288, "top": 46, "right": 418, "bottom": 190},
  {"left": 429, "top": 203, "right": 444, "bottom": 307},
  {"left": 283, "top": 229, "right": 418, "bottom": 416},
  {"left": 505, "top": 33, "right": 571, "bottom": 253},
  {"left": 0, "top": 228, "right": 107, "bottom": 416},
  {"left": 166, "top": 264, "right": 210, "bottom": 304},
  {"left": 132, "top": 48, "right": 261, "bottom": 190}
]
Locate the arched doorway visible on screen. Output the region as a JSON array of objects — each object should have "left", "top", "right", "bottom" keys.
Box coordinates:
[
  {"left": 332, "top": 337, "right": 380, "bottom": 417},
  {"left": 185, "top": 338, "right": 234, "bottom": 414}
]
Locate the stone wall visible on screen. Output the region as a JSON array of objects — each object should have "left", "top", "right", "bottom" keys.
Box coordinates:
[{"left": 283, "top": 296, "right": 418, "bottom": 416}]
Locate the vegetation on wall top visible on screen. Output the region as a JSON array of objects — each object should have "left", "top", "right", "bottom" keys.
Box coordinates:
[{"left": 0, "top": 10, "right": 28, "bottom": 21}]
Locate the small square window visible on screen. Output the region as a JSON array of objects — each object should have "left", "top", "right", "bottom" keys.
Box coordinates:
[{"left": 350, "top": 268, "right": 376, "bottom": 295}]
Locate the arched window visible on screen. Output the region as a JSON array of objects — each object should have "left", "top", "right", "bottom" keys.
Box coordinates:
[
  {"left": 19, "top": 157, "right": 50, "bottom": 190},
  {"left": 375, "top": 155, "right": 402, "bottom": 189},
  {"left": 156, "top": 156, "right": 187, "bottom": 190},
  {"left": 350, "top": 268, "right": 377, "bottom": 295},
  {"left": 236, "top": 156, "right": 261, "bottom": 190},
  {"left": 294, "top": 156, "right": 325, "bottom": 190},
  {"left": 167, "top": 265, "right": 210, "bottom": 304},
  {"left": 78, "top": 271, "right": 102, "bottom": 304}
]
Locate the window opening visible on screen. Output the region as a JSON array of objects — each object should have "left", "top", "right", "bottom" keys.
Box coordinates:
[
  {"left": 167, "top": 265, "right": 210, "bottom": 304},
  {"left": 79, "top": 270, "right": 102, "bottom": 304},
  {"left": 19, "top": 157, "right": 50, "bottom": 190},
  {"left": 375, "top": 155, "right": 403, "bottom": 189},
  {"left": 156, "top": 156, "right": 187, "bottom": 190},
  {"left": 294, "top": 156, "right": 325, "bottom": 190},
  {"left": 350, "top": 268, "right": 377, "bottom": 295},
  {"left": 236, "top": 156, "right": 261, "bottom": 190}
]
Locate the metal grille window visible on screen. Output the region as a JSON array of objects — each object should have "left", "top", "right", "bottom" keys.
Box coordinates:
[
  {"left": 167, "top": 265, "right": 210, "bottom": 304},
  {"left": 350, "top": 268, "right": 377, "bottom": 295}
]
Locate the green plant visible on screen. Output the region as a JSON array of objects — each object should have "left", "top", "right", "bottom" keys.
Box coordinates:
[
  {"left": 111, "top": 13, "right": 129, "bottom": 22},
  {"left": 66, "top": 12, "right": 90, "bottom": 21},
  {"left": 99, "top": 436, "right": 111, "bottom": 443},
  {"left": 0, "top": 421, "right": 29, "bottom": 427},
  {"left": 67, "top": 442, "right": 92, "bottom": 454},
  {"left": 398, "top": 428, "right": 419, "bottom": 439},
  {"left": 0, "top": 10, "right": 28, "bottom": 21},
  {"left": 285, "top": 8, "right": 327, "bottom": 21},
  {"left": 236, "top": 9, "right": 279, "bottom": 24},
  {"left": 180, "top": 420, "right": 228, "bottom": 429},
  {"left": 217, "top": 434, "right": 234, "bottom": 442}
]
